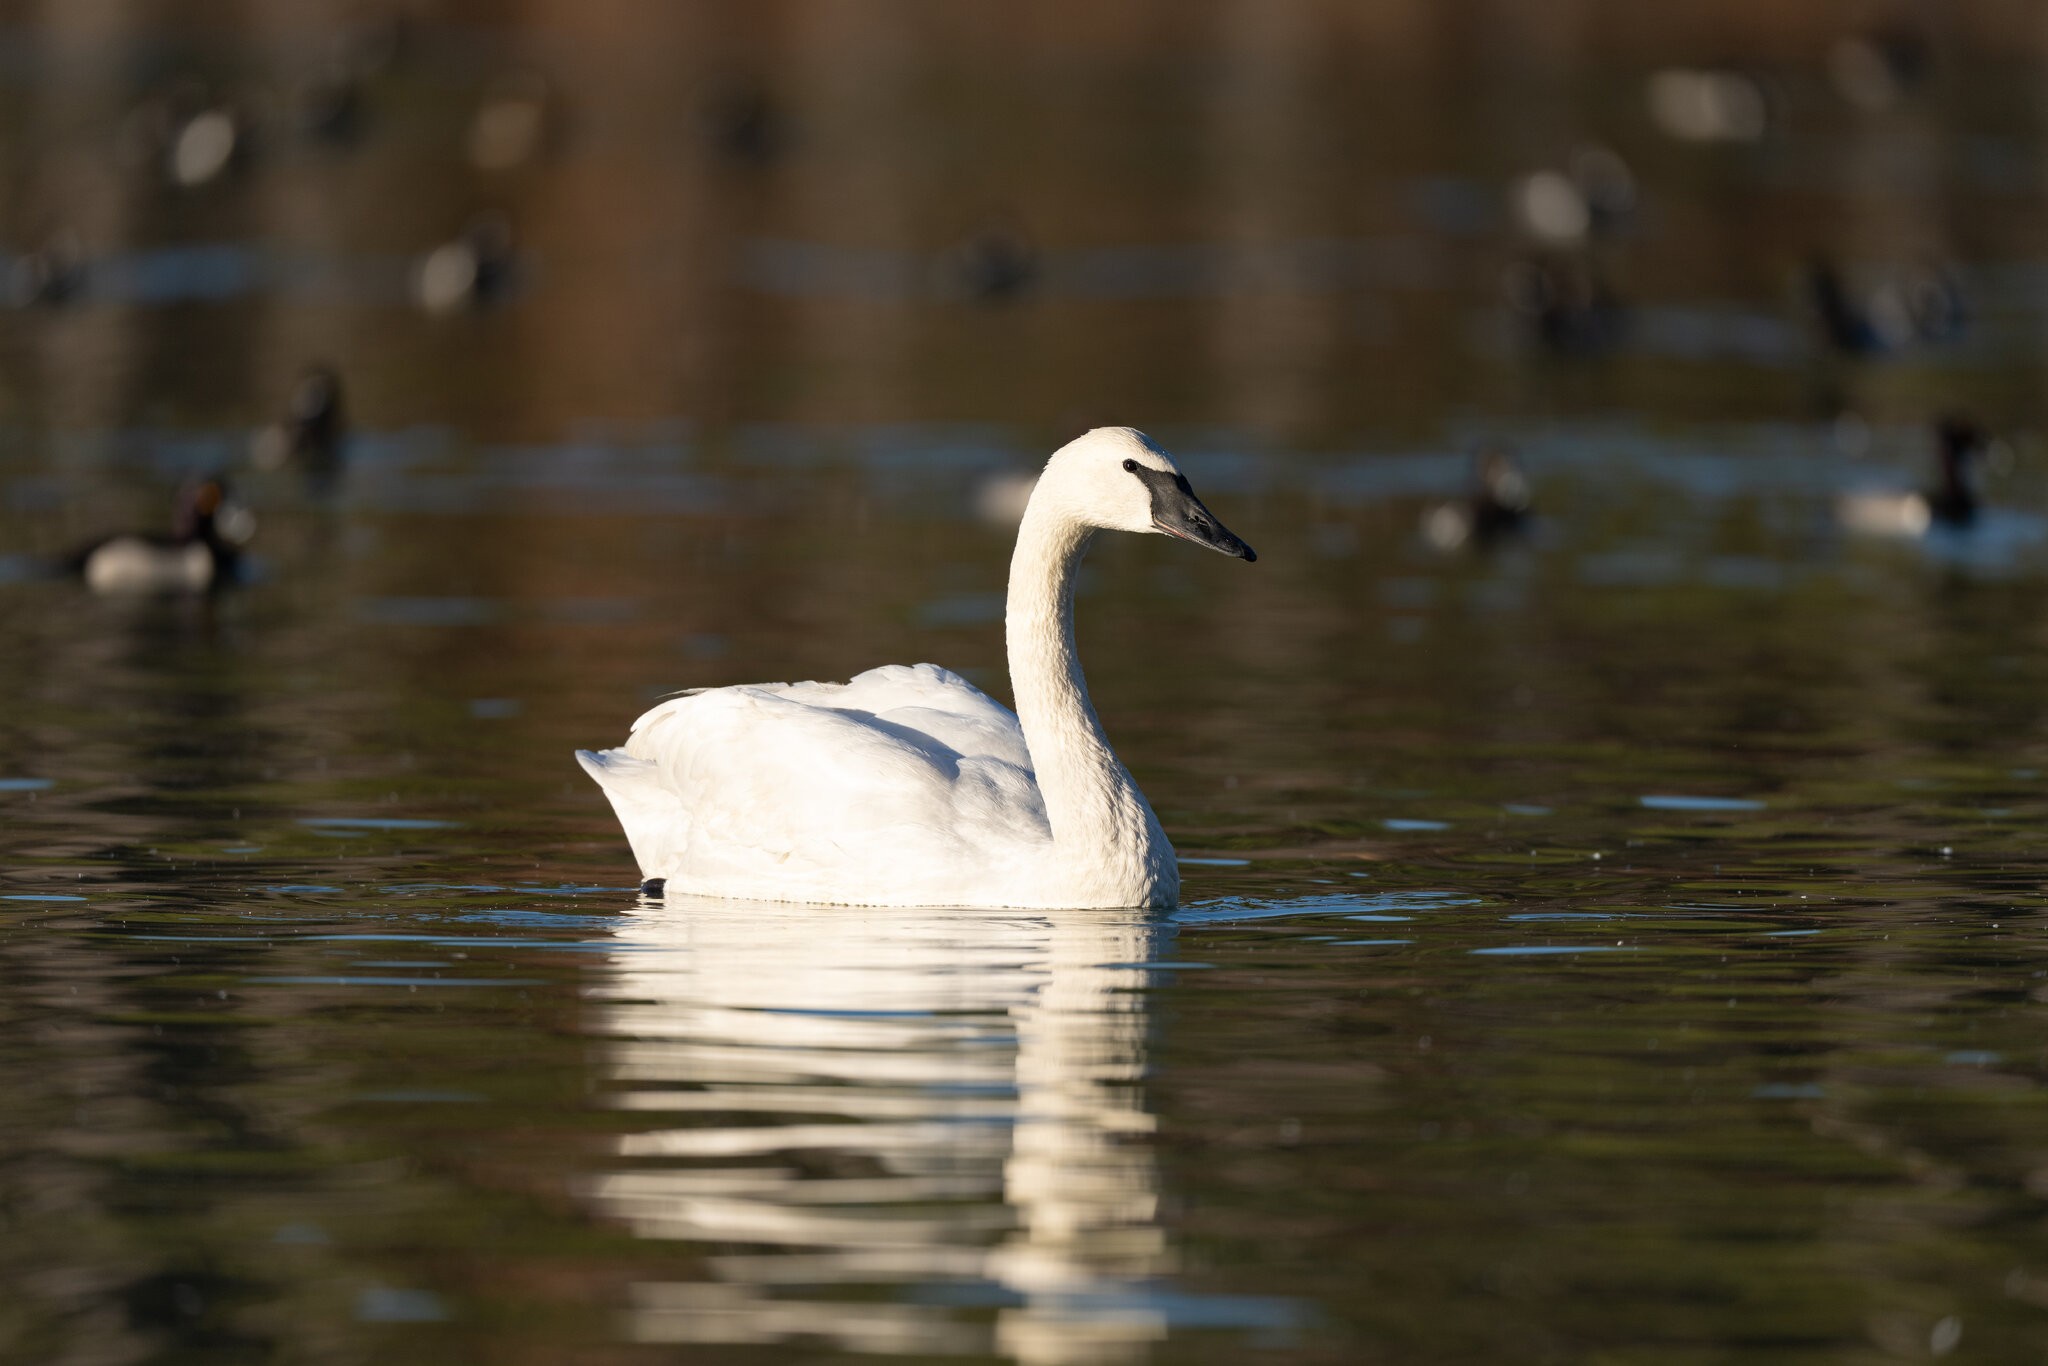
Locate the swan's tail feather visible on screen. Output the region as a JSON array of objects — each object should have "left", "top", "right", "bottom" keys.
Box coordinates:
[
  {"left": 575, "top": 747, "right": 687, "bottom": 882},
  {"left": 575, "top": 747, "right": 634, "bottom": 782}
]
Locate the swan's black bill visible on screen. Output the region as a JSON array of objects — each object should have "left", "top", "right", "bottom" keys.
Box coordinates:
[{"left": 1132, "top": 466, "right": 1257, "bottom": 562}]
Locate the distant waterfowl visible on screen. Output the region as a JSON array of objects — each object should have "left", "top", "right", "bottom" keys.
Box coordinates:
[
  {"left": 1513, "top": 172, "right": 1590, "bottom": 246},
  {"left": 124, "top": 82, "right": 249, "bottom": 188},
  {"left": 1803, "top": 252, "right": 1966, "bottom": 356},
  {"left": 8, "top": 233, "right": 85, "bottom": 307},
  {"left": 699, "top": 78, "right": 783, "bottom": 167},
  {"left": 577, "top": 427, "right": 1256, "bottom": 909},
  {"left": 1877, "top": 257, "right": 1967, "bottom": 347},
  {"left": 1422, "top": 449, "right": 1533, "bottom": 551},
  {"left": 1505, "top": 251, "right": 1624, "bottom": 357},
  {"left": 414, "top": 214, "right": 515, "bottom": 313},
  {"left": 1804, "top": 255, "right": 1880, "bottom": 355},
  {"left": 1570, "top": 144, "right": 1636, "bottom": 236},
  {"left": 69, "top": 477, "right": 249, "bottom": 594},
  {"left": 467, "top": 71, "right": 554, "bottom": 171},
  {"left": 1828, "top": 24, "right": 1933, "bottom": 112},
  {"left": 1513, "top": 144, "right": 1635, "bottom": 245},
  {"left": 942, "top": 219, "right": 1038, "bottom": 303},
  {"left": 1838, "top": 416, "right": 1989, "bottom": 536},
  {"left": 340, "top": 15, "right": 407, "bottom": 79},
  {"left": 250, "top": 365, "right": 346, "bottom": 486},
  {"left": 1647, "top": 67, "right": 1771, "bottom": 144},
  {"left": 296, "top": 58, "right": 367, "bottom": 145}
]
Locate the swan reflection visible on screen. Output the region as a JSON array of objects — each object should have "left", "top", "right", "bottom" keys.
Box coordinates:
[{"left": 584, "top": 898, "right": 1224, "bottom": 1363}]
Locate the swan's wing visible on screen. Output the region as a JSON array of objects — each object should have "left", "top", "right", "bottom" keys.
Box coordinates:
[
  {"left": 595, "top": 665, "right": 1044, "bottom": 898},
  {"left": 642, "top": 663, "right": 1031, "bottom": 770}
]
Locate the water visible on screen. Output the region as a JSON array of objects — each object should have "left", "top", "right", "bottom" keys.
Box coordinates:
[{"left": 7, "top": 8, "right": 2048, "bottom": 1364}]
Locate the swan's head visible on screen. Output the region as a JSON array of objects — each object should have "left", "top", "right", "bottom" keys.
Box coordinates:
[{"left": 1039, "top": 427, "right": 1256, "bottom": 561}]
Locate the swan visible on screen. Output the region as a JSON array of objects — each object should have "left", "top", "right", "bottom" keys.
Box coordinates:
[{"left": 576, "top": 426, "right": 1256, "bottom": 910}]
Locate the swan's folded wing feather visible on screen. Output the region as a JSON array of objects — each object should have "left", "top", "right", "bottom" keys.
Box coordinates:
[
  {"left": 620, "top": 680, "right": 1048, "bottom": 896},
  {"left": 773, "top": 663, "right": 1030, "bottom": 769}
]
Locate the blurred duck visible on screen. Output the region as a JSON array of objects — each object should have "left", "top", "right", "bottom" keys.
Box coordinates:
[
  {"left": 942, "top": 217, "right": 1038, "bottom": 303},
  {"left": 1828, "top": 23, "right": 1933, "bottom": 113},
  {"left": 341, "top": 15, "right": 407, "bottom": 79},
  {"left": 69, "top": 477, "right": 251, "bottom": 594},
  {"left": 124, "top": 81, "right": 249, "bottom": 189},
  {"left": 250, "top": 365, "right": 347, "bottom": 486},
  {"left": 296, "top": 56, "right": 368, "bottom": 145},
  {"left": 1505, "top": 251, "right": 1624, "bottom": 357},
  {"left": 1804, "top": 252, "right": 1966, "bottom": 356},
  {"left": 1512, "top": 144, "right": 1635, "bottom": 246},
  {"left": 1838, "top": 416, "right": 1989, "bottom": 537},
  {"left": 9, "top": 233, "right": 85, "bottom": 307},
  {"left": 1804, "top": 254, "right": 1880, "bottom": 354},
  {"left": 1646, "top": 67, "right": 1772, "bottom": 144},
  {"left": 1423, "top": 449, "right": 1533, "bottom": 551},
  {"left": 700, "top": 78, "right": 783, "bottom": 168},
  {"left": 414, "top": 213, "right": 515, "bottom": 314},
  {"left": 467, "top": 70, "right": 554, "bottom": 171}
]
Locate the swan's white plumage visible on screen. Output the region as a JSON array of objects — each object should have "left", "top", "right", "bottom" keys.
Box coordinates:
[
  {"left": 578, "top": 425, "right": 1254, "bottom": 910},
  {"left": 580, "top": 664, "right": 1052, "bottom": 907}
]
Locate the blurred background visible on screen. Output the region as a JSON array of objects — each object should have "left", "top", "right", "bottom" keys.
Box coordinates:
[
  {"left": 4, "top": 0, "right": 2045, "bottom": 441},
  {"left": 10, "top": 3, "right": 2048, "bottom": 1364}
]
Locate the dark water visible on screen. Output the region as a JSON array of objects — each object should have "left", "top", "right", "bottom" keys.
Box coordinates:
[{"left": 8, "top": 8, "right": 2048, "bottom": 1365}]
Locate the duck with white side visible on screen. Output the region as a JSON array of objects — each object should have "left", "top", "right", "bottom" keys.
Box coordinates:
[
  {"left": 71, "top": 476, "right": 249, "bottom": 594},
  {"left": 576, "top": 426, "right": 1256, "bottom": 910},
  {"left": 1837, "top": 416, "right": 1987, "bottom": 537}
]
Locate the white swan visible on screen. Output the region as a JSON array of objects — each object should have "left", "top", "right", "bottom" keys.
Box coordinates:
[{"left": 576, "top": 427, "right": 1256, "bottom": 910}]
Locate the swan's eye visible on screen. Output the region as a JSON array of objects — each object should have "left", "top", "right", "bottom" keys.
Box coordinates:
[{"left": 1121, "top": 458, "right": 1138, "bottom": 473}]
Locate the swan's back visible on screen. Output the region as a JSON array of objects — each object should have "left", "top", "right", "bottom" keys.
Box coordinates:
[
  {"left": 753, "top": 664, "right": 1032, "bottom": 769},
  {"left": 578, "top": 664, "right": 1050, "bottom": 905}
]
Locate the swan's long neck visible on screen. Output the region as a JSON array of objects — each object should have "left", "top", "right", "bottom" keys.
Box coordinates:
[{"left": 1005, "top": 500, "right": 1164, "bottom": 877}]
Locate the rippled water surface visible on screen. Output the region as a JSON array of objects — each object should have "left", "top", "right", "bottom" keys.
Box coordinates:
[{"left": 9, "top": 8, "right": 2048, "bottom": 1365}]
